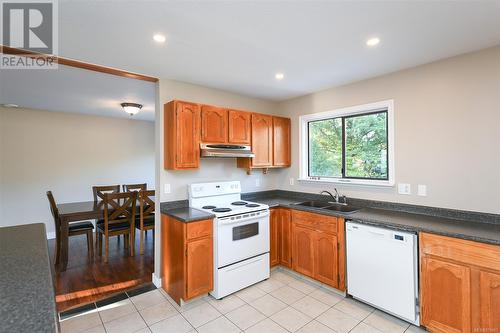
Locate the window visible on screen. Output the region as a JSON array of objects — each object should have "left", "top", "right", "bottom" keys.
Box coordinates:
[{"left": 300, "top": 100, "right": 394, "bottom": 186}]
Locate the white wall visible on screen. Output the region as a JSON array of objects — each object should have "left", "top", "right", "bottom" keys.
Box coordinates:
[
  {"left": 157, "top": 79, "right": 282, "bottom": 202},
  {"left": 0, "top": 107, "right": 155, "bottom": 235},
  {"left": 275, "top": 46, "right": 500, "bottom": 214}
]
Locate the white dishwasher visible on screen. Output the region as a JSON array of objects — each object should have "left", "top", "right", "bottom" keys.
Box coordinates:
[{"left": 346, "top": 221, "right": 419, "bottom": 325}]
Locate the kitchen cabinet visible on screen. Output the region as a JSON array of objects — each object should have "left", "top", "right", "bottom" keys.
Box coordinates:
[
  {"left": 291, "top": 210, "right": 345, "bottom": 290},
  {"left": 228, "top": 109, "right": 251, "bottom": 144},
  {"left": 279, "top": 209, "right": 292, "bottom": 268},
  {"left": 420, "top": 233, "right": 500, "bottom": 333},
  {"left": 292, "top": 224, "right": 315, "bottom": 277},
  {"left": 164, "top": 100, "right": 201, "bottom": 170},
  {"left": 161, "top": 215, "right": 213, "bottom": 304},
  {"left": 270, "top": 209, "right": 279, "bottom": 267},
  {"left": 237, "top": 114, "right": 291, "bottom": 173},
  {"left": 250, "top": 113, "right": 273, "bottom": 167},
  {"left": 273, "top": 116, "right": 291, "bottom": 167},
  {"left": 201, "top": 105, "right": 227, "bottom": 143},
  {"left": 270, "top": 208, "right": 292, "bottom": 268}
]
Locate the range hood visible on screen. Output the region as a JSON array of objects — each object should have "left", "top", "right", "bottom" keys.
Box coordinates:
[{"left": 200, "top": 143, "right": 255, "bottom": 158}]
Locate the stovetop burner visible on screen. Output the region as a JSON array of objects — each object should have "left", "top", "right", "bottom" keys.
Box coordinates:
[
  {"left": 231, "top": 201, "right": 248, "bottom": 206},
  {"left": 202, "top": 205, "right": 216, "bottom": 209},
  {"left": 213, "top": 208, "right": 232, "bottom": 213},
  {"left": 245, "top": 203, "right": 260, "bottom": 208}
]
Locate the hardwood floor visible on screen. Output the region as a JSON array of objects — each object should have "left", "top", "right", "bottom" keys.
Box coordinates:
[{"left": 48, "top": 231, "right": 154, "bottom": 312}]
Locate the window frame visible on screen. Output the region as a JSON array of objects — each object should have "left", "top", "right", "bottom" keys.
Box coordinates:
[{"left": 299, "top": 100, "right": 395, "bottom": 187}]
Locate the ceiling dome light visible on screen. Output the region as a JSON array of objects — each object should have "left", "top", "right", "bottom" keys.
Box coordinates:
[
  {"left": 153, "top": 34, "right": 166, "bottom": 43},
  {"left": 275, "top": 73, "right": 284, "bottom": 80},
  {"left": 366, "top": 37, "right": 380, "bottom": 47},
  {"left": 121, "top": 102, "right": 143, "bottom": 116}
]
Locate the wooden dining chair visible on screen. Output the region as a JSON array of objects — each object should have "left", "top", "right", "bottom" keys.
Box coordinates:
[
  {"left": 96, "top": 191, "right": 137, "bottom": 262},
  {"left": 123, "top": 183, "right": 147, "bottom": 192},
  {"left": 136, "top": 190, "right": 155, "bottom": 255},
  {"left": 92, "top": 185, "right": 120, "bottom": 202},
  {"left": 47, "top": 191, "right": 94, "bottom": 265}
]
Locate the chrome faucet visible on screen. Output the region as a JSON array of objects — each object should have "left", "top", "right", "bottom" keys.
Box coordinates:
[{"left": 320, "top": 188, "right": 347, "bottom": 205}]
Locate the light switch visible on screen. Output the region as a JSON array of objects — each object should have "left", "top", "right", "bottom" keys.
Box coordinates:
[
  {"left": 255, "top": 178, "right": 261, "bottom": 187},
  {"left": 289, "top": 178, "right": 294, "bottom": 186},
  {"left": 164, "top": 183, "right": 171, "bottom": 194},
  {"left": 418, "top": 184, "right": 427, "bottom": 196},
  {"left": 398, "top": 183, "right": 411, "bottom": 195}
]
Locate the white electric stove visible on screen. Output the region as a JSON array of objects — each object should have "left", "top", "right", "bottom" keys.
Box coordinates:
[{"left": 188, "top": 181, "right": 270, "bottom": 299}]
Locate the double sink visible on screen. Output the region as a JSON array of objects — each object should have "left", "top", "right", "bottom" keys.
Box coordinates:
[{"left": 293, "top": 201, "right": 360, "bottom": 214}]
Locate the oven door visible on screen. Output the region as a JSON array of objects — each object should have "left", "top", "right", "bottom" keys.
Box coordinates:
[{"left": 216, "top": 210, "right": 270, "bottom": 267}]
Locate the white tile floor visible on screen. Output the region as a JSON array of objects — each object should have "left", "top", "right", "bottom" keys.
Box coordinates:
[{"left": 59, "top": 269, "right": 427, "bottom": 333}]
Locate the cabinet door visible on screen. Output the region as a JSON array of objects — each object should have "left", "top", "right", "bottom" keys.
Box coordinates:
[
  {"left": 273, "top": 117, "right": 291, "bottom": 167},
  {"left": 228, "top": 110, "right": 251, "bottom": 144},
  {"left": 201, "top": 105, "right": 227, "bottom": 143},
  {"left": 421, "top": 257, "right": 471, "bottom": 333},
  {"left": 314, "top": 232, "right": 338, "bottom": 288},
  {"left": 292, "top": 224, "right": 314, "bottom": 278},
  {"left": 251, "top": 114, "right": 273, "bottom": 167},
  {"left": 479, "top": 270, "right": 500, "bottom": 332},
  {"left": 270, "top": 209, "right": 279, "bottom": 267},
  {"left": 185, "top": 237, "right": 213, "bottom": 299},
  {"left": 176, "top": 102, "right": 201, "bottom": 168},
  {"left": 280, "top": 209, "right": 292, "bottom": 268}
]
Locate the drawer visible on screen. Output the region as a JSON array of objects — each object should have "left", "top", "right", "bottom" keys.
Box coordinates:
[
  {"left": 292, "top": 210, "right": 337, "bottom": 234},
  {"left": 186, "top": 219, "right": 212, "bottom": 241},
  {"left": 420, "top": 232, "right": 500, "bottom": 271}
]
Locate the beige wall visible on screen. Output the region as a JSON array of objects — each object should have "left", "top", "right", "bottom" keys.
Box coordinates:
[
  {"left": 157, "top": 79, "right": 281, "bottom": 202},
  {"left": 0, "top": 107, "right": 155, "bottom": 235},
  {"left": 275, "top": 46, "right": 500, "bottom": 214}
]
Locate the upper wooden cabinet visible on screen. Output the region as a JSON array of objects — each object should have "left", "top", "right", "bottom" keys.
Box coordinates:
[
  {"left": 164, "top": 101, "right": 201, "bottom": 170},
  {"left": 273, "top": 116, "right": 291, "bottom": 167},
  {"left": 237, "top": 113, "right": 291, "bottom": 172},
  {"left": 420, "top": 233, "right": 500, "bottom": 333},
  {"left": 201, "top": 105, "right": 228, "bottom": 143},
  {"left": 250, "top": 113, "right": 274, "bottom": 167},
  {"left": 228, "top": 110, "right": 251, "bottom": 144},
  {"left": 291, "top": 210, "right": 345, "bottom": 290}
]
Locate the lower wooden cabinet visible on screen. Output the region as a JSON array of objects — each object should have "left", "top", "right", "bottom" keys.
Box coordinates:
[
  {"left": 161, "top": 215, "right": 213, "bottom": 304},
  {"left": 269, "top": 208, "right": 293, "bottom": 269},
  {"left": 270, "top": 209, "right": 279, "bottom": 267},
  {"left": 291, "top": 210, "right": 345, "bottom": 290},
  {"left": 420, "top": 233, "right": 500, "bottom": 333},
  {"left": 279, "top": 209, "right": 292, "bottom": 268}
]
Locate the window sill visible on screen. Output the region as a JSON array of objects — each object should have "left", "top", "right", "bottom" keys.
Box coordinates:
[{"left": 297, "top": 177, "right": 395, "bottom": 187}]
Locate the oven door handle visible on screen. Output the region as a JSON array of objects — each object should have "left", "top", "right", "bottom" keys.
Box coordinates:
[{"left": 218, "top": 210, "right": 269, "bottom": 225}]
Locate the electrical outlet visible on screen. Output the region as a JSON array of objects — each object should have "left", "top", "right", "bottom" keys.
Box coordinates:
[
  {"left": 164, "top": 183, "right": 171, "bottom": 194},
  {"left": 255, "top": 178, "right": 261, "bottom": 187},
  {"left": 289, "top": 178, "right": 294, "bottom": 186},
  {"left": 418, "top": 184, "right": 427, "bottom": 196},
  {"left": 398, "top": 183, "right": 411, "bottom": 195}
]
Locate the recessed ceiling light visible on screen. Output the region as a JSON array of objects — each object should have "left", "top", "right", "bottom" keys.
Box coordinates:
[
  {"left": 366, "top": 37, "right": 380, "bottom": 47},
  {"left": 121, "top": 102, "right": 143, "bottom": 116},
  {"left": 275, "top": 73, "right": 284, "bottom": 80},
  {"left": 153, "top": 34, "right": 166, "bottom": 43}
]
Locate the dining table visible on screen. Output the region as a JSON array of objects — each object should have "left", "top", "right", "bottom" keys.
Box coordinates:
[{"left": 56, "top": 200, "right": 139, "bottom": 272}]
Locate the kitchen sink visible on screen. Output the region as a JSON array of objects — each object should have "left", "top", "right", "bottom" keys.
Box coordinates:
[
  {"left": 294, "top": 201, "right": 360, "bottom": 214},
  {"left": 294, "top": 201, "right": 332, "bottom": 208},
  {"left": 322, "top": 204, "right": 360, "bottom": 214}
]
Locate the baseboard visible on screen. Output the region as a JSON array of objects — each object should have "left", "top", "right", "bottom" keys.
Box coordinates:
[
  {"left": 152, "top": 272, "right": 162, "bottom": 288},
  {"left": 46, "top": 231, "right": 56, "bottom": 240}
]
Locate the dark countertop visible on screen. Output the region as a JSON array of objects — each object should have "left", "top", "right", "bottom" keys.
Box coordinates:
[
  {"left": 160, "top": 206, "right": 215, "bottom": 222},
  {"left": 249, "top": 196, "right": 500, "bottom": 246},
  {"left": 0, "top": 223, "right": 58, "bottom": 333},
  {"left": 160, "top": 191, "right": 500, "bottom": 245}
]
